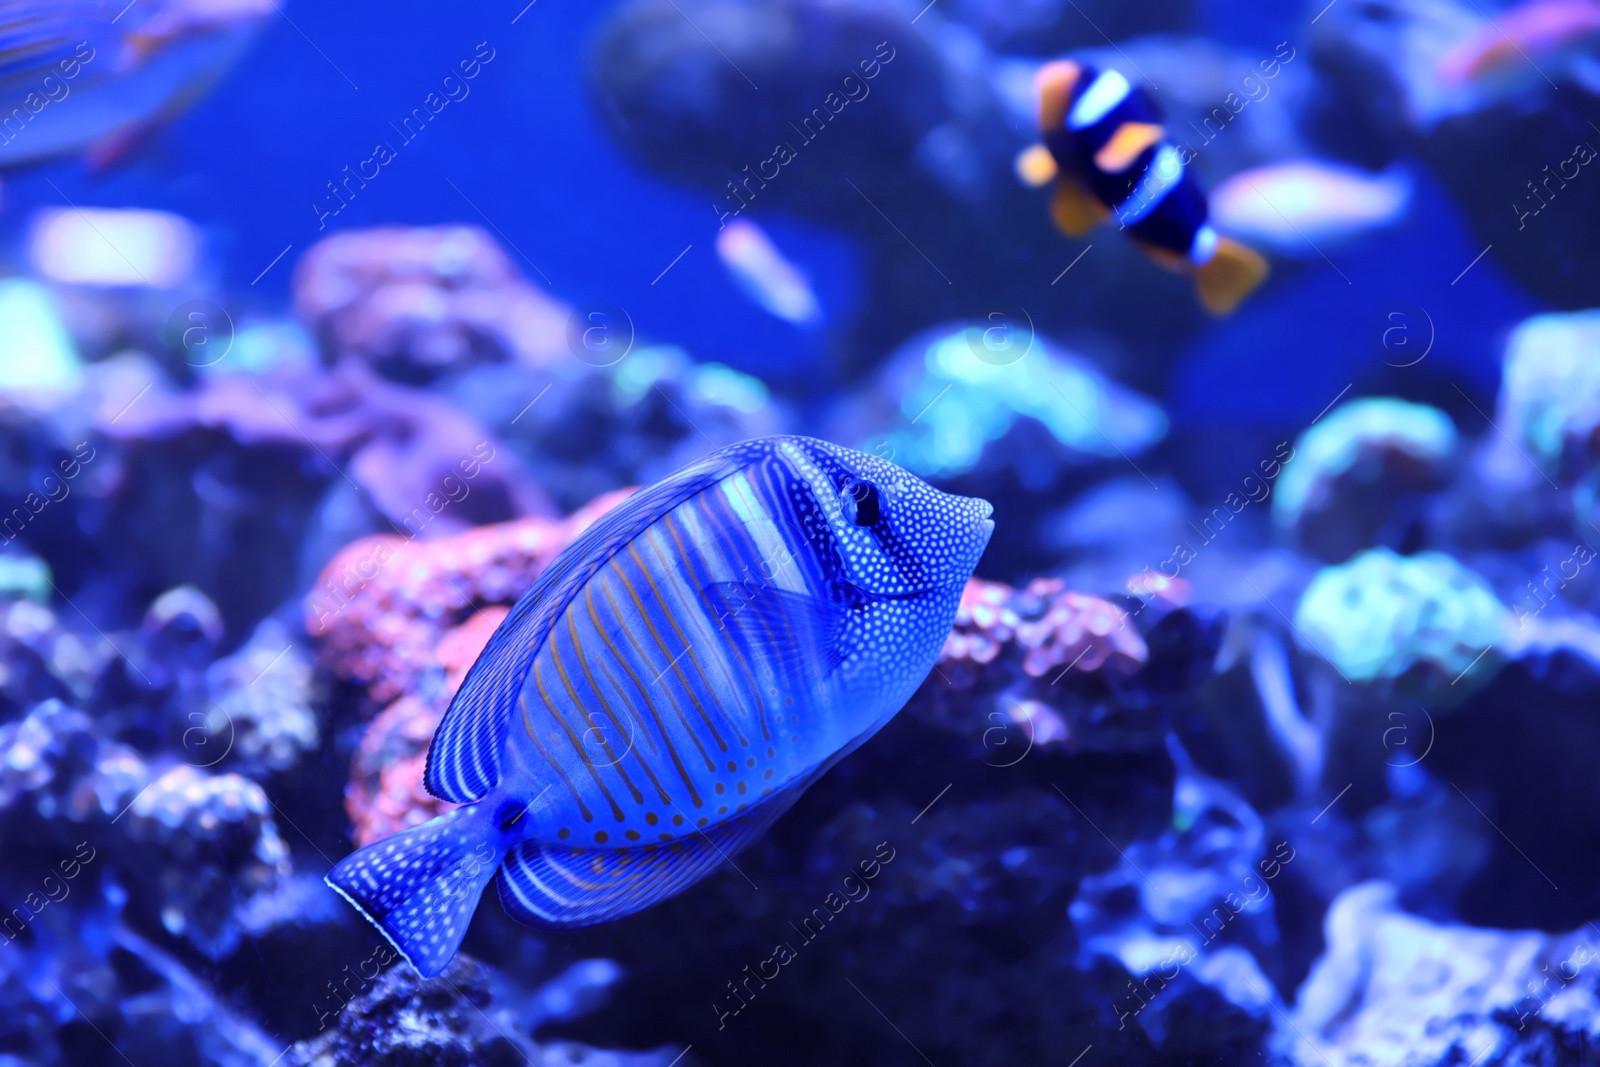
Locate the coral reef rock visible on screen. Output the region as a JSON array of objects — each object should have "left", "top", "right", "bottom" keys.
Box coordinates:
[{"left": 1283, "top": 882, "right": 1600, "bottom": 1067}]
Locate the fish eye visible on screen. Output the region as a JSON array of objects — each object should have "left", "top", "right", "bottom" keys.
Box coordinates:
[{"left": 843, "top": 480, "right": 881, "bottom": 527}]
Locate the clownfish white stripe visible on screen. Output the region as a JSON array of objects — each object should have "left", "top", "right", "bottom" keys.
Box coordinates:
[
  {"left": 1117, "top": 145, "right": 1186, "bottom": 226},
  {"left": 1068, "top": 69, "right": 1131, "bottom": 130}
]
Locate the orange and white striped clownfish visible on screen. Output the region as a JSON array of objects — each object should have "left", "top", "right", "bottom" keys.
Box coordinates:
[{"left": 1017, "top": 60, "right": 1269, "bottom": 316}]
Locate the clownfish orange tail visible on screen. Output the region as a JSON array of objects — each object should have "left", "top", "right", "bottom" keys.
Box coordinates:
[{"left": 1193, "top": 236, "right": 1269, "bottom": 316}]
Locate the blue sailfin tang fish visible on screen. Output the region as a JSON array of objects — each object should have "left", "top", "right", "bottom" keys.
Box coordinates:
[
  {"left": 0, "top": 0, "right": 271, "bottom": 171},
  {"left": 1016, "top": 61, "right": 1270, "bottom": 316},
  {"left": 327, "top": 436, "right": 994, "bottom": 977}
]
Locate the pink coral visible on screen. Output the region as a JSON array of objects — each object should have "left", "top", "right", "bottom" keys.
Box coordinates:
[
  {"left": 343, "top": 606, "right": 512, "bottom": 846},
  {"left": 939, "top": 577, "right": 1148, "bottom": 686},
  {"left": 345, "top": 695, "right": 452, "bottom": 848},
  {"left": 313, "top": 496, "right": 629, "bottom": 845},
  {"left": 1017, "top": 582, "right": 1147, "bottom": 679},
  {"left": 307, "top": 489, "right": 632, "bottom": 708}
]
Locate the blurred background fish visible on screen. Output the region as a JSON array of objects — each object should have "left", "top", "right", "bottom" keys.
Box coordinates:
[
  {"left": 0, "top": 0, "right": 272, "bottom": 172},
  {"left": 1208, "top": 160, "right": 1413, "bottom": 252},
  {"left": 713, "top": 218, "right": 824, "bottom": 327},
  {"left": 1439, "top": 0, "right": 1600, "bottom": 95}
]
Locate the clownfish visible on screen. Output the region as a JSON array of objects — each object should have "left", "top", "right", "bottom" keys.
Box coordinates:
[{"left": 1017, "top": 61, "right": 1269, "bottom": 316}]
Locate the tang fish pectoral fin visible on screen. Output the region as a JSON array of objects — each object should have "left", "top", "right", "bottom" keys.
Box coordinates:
[
  {"left": 701, "top": 581, "right": 847, "bottom": 676},
  {"left": 324, "top": 802, "right": 505, "bottom": 979},
  {"left": 496, "top": 790, "right": 804, "bottom": 927},
  {"left": 1050, "top": 176, "right": 1109, "bottom": 237}
]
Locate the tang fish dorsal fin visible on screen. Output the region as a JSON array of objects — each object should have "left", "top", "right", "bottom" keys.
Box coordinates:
[
  {"left": 424, "top": 449, "right": 753, "bottom": 803},
  {"left": 495, "top": 774, "right": 817, "bottom": 927},
  {"left": 0, "top": 2, "right": 93, "bottom": 82}
]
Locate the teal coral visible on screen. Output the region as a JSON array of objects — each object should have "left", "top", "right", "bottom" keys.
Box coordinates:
[
  {"left": 1496, "top": 311, "right": 1600, "bottom": 478},
  {"left": 1273, "top": 397, "right": 1457, "bottom": 531},
  {"left": 877, "top": 323, "right": 1168, "bottom": 478},
  {"left": 0, "top": 280, "right": 80, "bottom": 398},
  {"left": 1293, "top": 549, "right": 1508, "bottom": 693}
]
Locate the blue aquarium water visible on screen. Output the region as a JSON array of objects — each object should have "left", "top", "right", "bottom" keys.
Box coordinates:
[{"left": 2, "top": 0, "right": 1599, "bottom": 1064}]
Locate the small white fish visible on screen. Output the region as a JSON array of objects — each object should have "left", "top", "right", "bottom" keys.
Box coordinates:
[
  {"left": 1439, "top": 0, "right": 1600, "bottom": 93},
  {"left": 714, "top": 218, "right": 823, "bottom": 326},
  {"left": 30, "top": 207, "right": 199, "bottom": 287},
  {"left": 0, "top": 0, "right": 272, "bottom": 171},
  {"left": 1317, "top": 0, "right": 1600, "bottom": 129},
  {"left": 1209, "top": 161, "right": 1411, "bottom": 252}
]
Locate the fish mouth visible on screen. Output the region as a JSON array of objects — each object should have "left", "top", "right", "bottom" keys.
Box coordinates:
[{"left": 974, "top": 499, "right": 996, "bottom": 543}]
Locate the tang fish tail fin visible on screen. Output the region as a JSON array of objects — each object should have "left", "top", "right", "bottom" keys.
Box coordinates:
[
  {"left": 498, "top": 788, "right": 808, "bottom": 928},
  {"left": 1194, "top": 236, "right": 1269, "bottom": 316},
  {"left": 326, "top": 803, "right": 504, "bottom": 978},
  {"left": 1050, "top": 175, "right": 1108, "bottom": 237}
]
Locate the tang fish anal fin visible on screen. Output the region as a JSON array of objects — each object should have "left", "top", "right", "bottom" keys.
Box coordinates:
[
  {"left": 701, "top": 580, "right": 848, "bottom": 677},
  {"left": 1051, "top": 175, "right": 1110, "bottom": 237},
  {"left": 497, "top": 786, "right": 809, "bottom": 927},
  {"left": 1193, "top": 236, "right": 1269, "bottom": 316},
  {"left": 425, "top": 452, "right": 748, "bottom": 804}
]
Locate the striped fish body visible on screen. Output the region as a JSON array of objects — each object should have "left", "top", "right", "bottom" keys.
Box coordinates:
[
  {"left": 1029, "top": 60, "right": 1269, "bottom": 315},
  {"left": 497, "top": 462, "right": 944, "bottom": 848},
  {"left": 328, "top": 436, "right": 994, "bottom": 976}
]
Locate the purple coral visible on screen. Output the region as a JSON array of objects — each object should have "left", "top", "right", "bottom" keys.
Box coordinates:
[{"left": 293, "top": 226, "right": 570, "bottom": 380}]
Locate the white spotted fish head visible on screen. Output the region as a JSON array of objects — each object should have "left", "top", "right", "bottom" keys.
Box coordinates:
[{"left": 775, "top": 437, "right": 994, "bottom": 598}]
